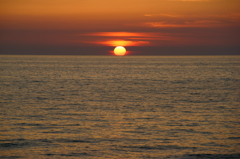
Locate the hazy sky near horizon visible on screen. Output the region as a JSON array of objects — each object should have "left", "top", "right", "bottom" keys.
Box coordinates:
[{"left": 0, "top": 0, "right": 240, "bottom": 55}]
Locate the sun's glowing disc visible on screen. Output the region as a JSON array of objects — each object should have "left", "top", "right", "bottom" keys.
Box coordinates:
[{"left": 114, "top": 46, "right": 126, "bottom": 56}]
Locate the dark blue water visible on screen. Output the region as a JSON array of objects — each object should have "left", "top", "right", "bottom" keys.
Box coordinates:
[{"left": 0, "top": 56, "right": 239, "bottom": 158}]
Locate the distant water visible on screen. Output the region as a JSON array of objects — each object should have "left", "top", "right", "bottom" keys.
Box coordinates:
[{"left": 0, "top": 55, "right": 239, "bottom": 159}]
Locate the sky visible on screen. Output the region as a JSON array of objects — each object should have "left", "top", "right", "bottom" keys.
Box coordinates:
[{"left": 0, "top": 0, "right": 240, "bottom": 55}]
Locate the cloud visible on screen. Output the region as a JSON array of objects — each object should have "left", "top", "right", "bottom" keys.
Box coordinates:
[
  {"left": 79, "top": 32, "right": 171, "bottom": 46},
  {"left": 142, "top": 12, "right": 240, "bottom": 28},
  {"left": 94, "top": 40, "right": 150, "bottom": 46},
  {"left": 144, "top": 14, "right": 183, "bottom": 18},
  {"left": 167, "top": 0, "right": 209, "bottom": 1},
  {"left": 85, "top": 32, "right": 148, "bottom": 37},
  {"left": 142, "top": 20, "right": 223, "bottom": 28}
]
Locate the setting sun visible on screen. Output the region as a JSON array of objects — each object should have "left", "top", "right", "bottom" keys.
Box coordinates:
[{"left": 114, "top": 46, "right": 126, "bottom": 56}]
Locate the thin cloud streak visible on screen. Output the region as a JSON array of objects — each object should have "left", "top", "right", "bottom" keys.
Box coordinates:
[
  {"left": 83, "top": 32, "right": 162, "bottom": 37},
  {"left": 167, "top": 0, "right": 209, "bottom": 1},
  {"left": 142, "top": 21, "right": 225, "bottom": 28},
  {"left": 141, "top": 12, "right": 240, "bottom": 28},
  {"left": 144, "top": 14, "right": 184, "bottom": 18},
  {"left": 78, "top": 31, "right": 212, "bottom": 47},
  {"left": 144, "top": 13, "right": 240, "bottom": 19},
  {"left": 79, "top": 32, "right": 176, "bottom": 46},
  {"left": 93, "top": 40, "right": 150, "bottom": 46}
]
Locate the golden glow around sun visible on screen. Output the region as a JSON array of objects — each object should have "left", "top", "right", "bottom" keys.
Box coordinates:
[{"left": 114, "top": 46, "right": 126, "bottom": 56}]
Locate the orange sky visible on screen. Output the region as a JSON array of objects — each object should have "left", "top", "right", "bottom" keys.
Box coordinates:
[{"left": 0, "top": 0, "right": 240, "bottom": 55}]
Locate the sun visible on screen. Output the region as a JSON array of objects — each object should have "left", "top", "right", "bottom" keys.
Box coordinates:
[{"left": 114, "top": 46, "right": 126, "bottom": 56}]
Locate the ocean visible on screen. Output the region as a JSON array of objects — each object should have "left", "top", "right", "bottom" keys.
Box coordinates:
[{"left": 0, "top": 55, "right": 239, "bottom": 159}]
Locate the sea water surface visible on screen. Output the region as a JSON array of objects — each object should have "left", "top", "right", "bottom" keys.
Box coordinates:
[{"left": 0, "top": 55, "right": 239, "bottom": 158}]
